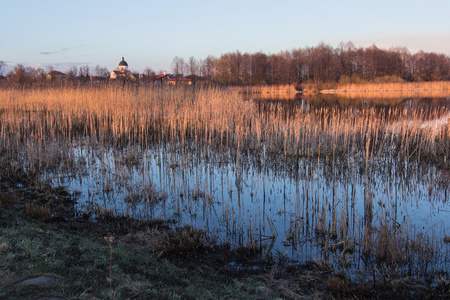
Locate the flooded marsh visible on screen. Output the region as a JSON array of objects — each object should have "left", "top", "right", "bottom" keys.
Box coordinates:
[{"left": 0, "top": 85, "right": 449, "bottom": 282}]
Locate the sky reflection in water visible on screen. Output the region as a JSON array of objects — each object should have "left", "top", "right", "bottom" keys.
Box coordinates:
[{"left": 52, "top": 95, "right": 450, "bottom": 273}]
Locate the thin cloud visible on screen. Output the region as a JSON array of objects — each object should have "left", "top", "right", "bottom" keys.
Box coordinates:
[
  {"left": 39, "top": 49, "right": 66, "bottom": 56},
  {"left": 40, "top": 51, "right": 57, "bottom": 55},
  {"left": 39, "top": 45, "right": 83, "bottom": 56}
]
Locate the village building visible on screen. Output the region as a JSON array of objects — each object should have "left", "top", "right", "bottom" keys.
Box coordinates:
[
  {"left": 110, "top": 57, "right": 140, "bottom": 81},
  {"left": 107, "top": 58, "right": 194, "bottom": 84},
  {"left": 46, "top": 70, "right": 66, "bottom": 81},
  {"left": 166, "top": 75, "right": 192, "bottom": 85},
  {"left": 153, "top": 73, "right": 172, "bottom": 85}
]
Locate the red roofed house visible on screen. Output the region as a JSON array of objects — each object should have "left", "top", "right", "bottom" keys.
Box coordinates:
[
  {"left": 153, "top": 73, "right": 171, "bottom": 85},
  {"left": 167, "top": 76, "right": 192, "bottom": 85}
]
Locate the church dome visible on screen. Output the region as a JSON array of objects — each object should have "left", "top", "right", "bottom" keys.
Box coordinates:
[{"left": 119, "top": 57, "right": 128, "bottom": 67}]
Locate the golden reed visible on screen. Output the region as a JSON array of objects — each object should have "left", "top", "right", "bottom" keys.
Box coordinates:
[
  {"left": 0, "top": 84, "right": 448, "bottom": 168},
  {"left": 321, "top": 81, "right": 450, "bottom": 98}
]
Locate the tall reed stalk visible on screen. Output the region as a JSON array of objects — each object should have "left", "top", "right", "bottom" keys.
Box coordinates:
[{"left": 1, "top": 85, "right": 449, "bottom": 171}]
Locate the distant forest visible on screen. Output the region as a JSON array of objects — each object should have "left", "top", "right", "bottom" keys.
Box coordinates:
[
  {"left": 185, "top": 42, "right": 450, "bottom": 85},
  {"left": 2, "top": 42, "right": 449, "bottom": 86}
]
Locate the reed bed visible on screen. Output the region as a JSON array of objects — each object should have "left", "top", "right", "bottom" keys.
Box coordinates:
[
  {"left": 1, "top": 84, "right": 449, "bottom": 170},
  {"left": 0, "top": 84, "right": 449, "bottom": 281},
  {"left": 250, "top": 93, "right": 297, "bottom": 101},
  {"left": 240, "top": 84, "right": 297, "bottom": 95},
  {"left": 321, "top": 81, "right": 450, "bottom": 98}
]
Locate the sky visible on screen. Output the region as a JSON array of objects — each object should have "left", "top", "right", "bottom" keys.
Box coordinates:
[{"left": 1, "top": 0, "right": 449, "bottom": 74}]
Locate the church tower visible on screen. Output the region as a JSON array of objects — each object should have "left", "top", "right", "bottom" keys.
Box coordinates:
[{"left": 118, "top": 57, "right": 128, "bottom": 73}]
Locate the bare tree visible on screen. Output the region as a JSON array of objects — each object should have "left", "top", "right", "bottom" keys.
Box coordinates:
[
  {"left": 7, "top": 64, "right": 29, "bottom": 85},
  {"left": 79, "top": 65, "right": 90, "bottom": 79},
  {"left": 200, "top": 55, "right": 215, "bottom": 79},
  {"left": 143, "top": 66, "right": 155, "bottom": 77},
  {"left": 188, "top": 56, "right": 198, "bottom": 76},
  {"left": 46, "top": 65, "right": 55, "bottom": 73},
  {"left": 66, "top": 66, "right": 78, "bottom": 82},
  {"left": 171, "top": 56, "right": 185, "bottom": 76},
  {"left": 214, "top": 56, "right": 231, "bottom": 84},
  {"left": 94, "top": 65, "right": 109, "bottom": 78},
  {"left": 240, "top": 53, "right": 252, "bottom": 84},
  {"left": 229, "top": 51, "right": 243, "bottom": 85},
  {"left": 251, "top": 52, "right": 269, "bottom": 84},
  {"left": 0, "top": 61, "right": 7, "bottom": 76},
  {"left": 30, "top": 67, "right": 47, "bottom": 83}
]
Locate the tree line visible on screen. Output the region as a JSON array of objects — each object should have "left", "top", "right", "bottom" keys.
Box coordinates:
[
  {"left": 174, "top": 42, "right": 449, "bottom": 85},
  {"left": 1, "top": 42, "right": 449, "bottom": 87},
  {"left": 0, "top": 62, "right": 111, "bottom": 86}
]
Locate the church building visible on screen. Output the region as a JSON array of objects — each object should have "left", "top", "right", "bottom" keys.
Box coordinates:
[{"left": 110, "top": 57, "right": 138, "bottom": 80}]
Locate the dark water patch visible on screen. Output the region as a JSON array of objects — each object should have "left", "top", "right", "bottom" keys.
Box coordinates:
[
  {"left": 252, "top": 94, "right": 450, "bottom": 122},
  {"left": 43, "top": 139, "right": 450, "bottom": 284}
]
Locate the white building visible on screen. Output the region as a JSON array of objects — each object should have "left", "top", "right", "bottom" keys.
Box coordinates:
[{"left": 110, "top": 57, "right": 129, "bottom": 80}]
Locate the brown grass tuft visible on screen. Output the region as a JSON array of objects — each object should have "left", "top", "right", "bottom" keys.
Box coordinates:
[
  {"left": 155, "top": 225, "right": 212, "bottom": 256},
  {"left": 327, "top": 274, "right": 373, "bottom": 298},
  {"left": 0, "top": 193, "right": 22, "bottom": 208},
  {"left": 0, "top": 193, "right": 10, "bottom": 208},
  {"left": 95, "top": 205, "right": 115, "bottom": 221},
  {"left": 25, "top": 203, "right": 52, "bottom": 222},
  {"left": 234, "top": 239, "right": 261, "bottom": 259}
]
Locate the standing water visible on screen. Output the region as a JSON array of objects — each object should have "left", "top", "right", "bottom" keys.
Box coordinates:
[{"left": 1, "top": 86, "right": 448, "bottom": 282}]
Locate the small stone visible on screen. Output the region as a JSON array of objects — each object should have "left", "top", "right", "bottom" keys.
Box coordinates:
[
  {"left": 444, "top": 236, "right": 450, "bottom": 243},
  {"left": 0, "top": 242, "right": 9, "bottom": 252},
  {"left": 20, "top": 275, "right": 61, "bottom": 287}
]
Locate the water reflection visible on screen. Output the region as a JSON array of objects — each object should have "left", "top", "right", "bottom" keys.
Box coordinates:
[
  {"left": 59, "top": 142, "right": 448, "bottom": 265},
  {"left": 49, "top": 93, "right": 450, "bottom": 278},
  {"left": 254, "top": 93, "right": 449, "bottom": 113}
]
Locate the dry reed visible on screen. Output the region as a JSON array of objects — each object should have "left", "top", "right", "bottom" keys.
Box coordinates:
[
  {"left": 321, "top": 81, "right": 450, "bottom": 99},
  {"left": 240, "top": 84, "right": 297, "bottom": 95},
  {"left": 0, "top": 84, "right": 448, "bottom": 279},
  {"left": 1, "top": 85, "right": 448, "bottom": 169}
]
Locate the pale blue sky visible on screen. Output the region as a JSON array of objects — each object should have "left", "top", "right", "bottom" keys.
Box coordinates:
[{"left": 2, "top": 0, "right": 449, "bottom": 73}]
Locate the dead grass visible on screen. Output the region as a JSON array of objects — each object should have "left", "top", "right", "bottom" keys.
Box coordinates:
[
  {"left": 124, "top": 183, "right": 167, "bottom": 205},
  {"left": 24, "top": 203, "right": 52, "bottom": 222},
  {"left": 95, "top": 204, "right": 115, "bottom": 221},
  {"left": 0, "top": 193, "right": 15, "bottom": 208},
  {"left": 240, "top": 84, "right": 297, "bottom": 95},
  {"left": 152, "top": 225, "right": 214, "bottom": 256}
]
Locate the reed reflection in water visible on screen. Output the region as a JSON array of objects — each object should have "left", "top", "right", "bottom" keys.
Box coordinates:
[
  {"left": 1, "top": 86, "right": 449, "bottom": 279},
  {"left": 51, "top": 93, "right": 450, "bottom": 278}
]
